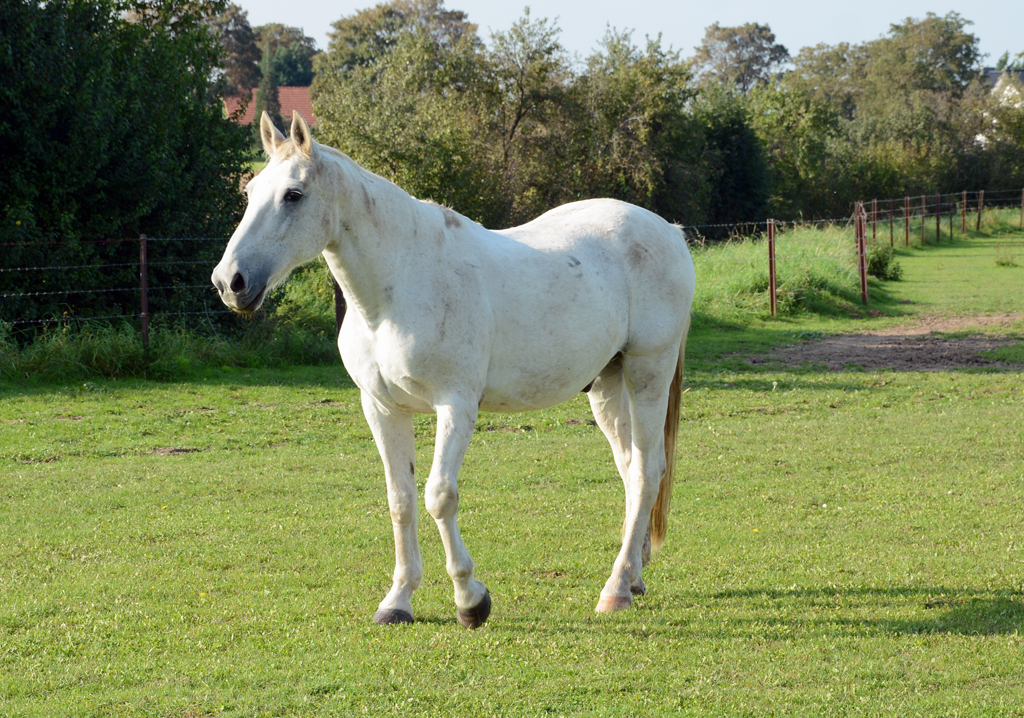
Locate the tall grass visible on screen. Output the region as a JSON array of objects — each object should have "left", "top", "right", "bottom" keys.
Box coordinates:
[
  {"left": 691, "top": 222, "right": 865, "bottom": 326},
  {"left": 0, "top": 259, "right": 341, "bottom": 383}
]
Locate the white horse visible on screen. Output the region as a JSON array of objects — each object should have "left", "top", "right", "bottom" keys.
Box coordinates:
[{"left": 213, "top": 112, "right": 696, "bottom": 628}]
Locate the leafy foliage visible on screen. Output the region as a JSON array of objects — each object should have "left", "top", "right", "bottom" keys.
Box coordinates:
[
  {"left": 752, "top": 12, "right": 1024, "bottom": 219},
  {"left": 692, "top": 22, "right": 790, "bottom": 93},
  {"left": 254, "top": 23, "right": 319, "bottom": 86},
  {"left": 313, "top": 4, "right": 728, "bottom": 228},
  {"left": 207, "top": 3, "right": 262, "bottom": 97}
]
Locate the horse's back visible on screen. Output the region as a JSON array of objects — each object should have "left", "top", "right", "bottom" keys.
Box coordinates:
[
  {"left": 469, "top": 199, "right": 693, "bottom": 411},
  {"left": 495, "top": 198, "right": 694, "bottom": 347}
]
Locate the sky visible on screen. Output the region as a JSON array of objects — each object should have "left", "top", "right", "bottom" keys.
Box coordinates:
[{"left": 238, "top": 0, "right": 1023, "bottom": 67}]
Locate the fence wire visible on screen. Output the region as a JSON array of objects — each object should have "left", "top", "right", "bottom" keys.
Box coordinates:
[{"left": 2, "top": 188, "right": 1022, "bottom": 330}]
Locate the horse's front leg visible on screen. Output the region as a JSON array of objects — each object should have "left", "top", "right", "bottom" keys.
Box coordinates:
[
  {"left": 361, "top": 393, "right": 421, "bottom": 625},
  {"left": 426, "top": 401, "right": 491, "bottom": 629}
]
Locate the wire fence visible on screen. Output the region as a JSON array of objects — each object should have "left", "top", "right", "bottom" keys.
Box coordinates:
[
  {"left": 2, "top": 189, "right": 1023, "bottom": 336},
  {"left": 683, "top": 188, "right": 1024, "bottom": 315},
  {"left": 0, "top": 236, "right": 234, "bottom": 339}
]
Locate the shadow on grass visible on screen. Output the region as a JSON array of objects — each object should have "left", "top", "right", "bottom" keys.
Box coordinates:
[
  {"left": 0, "top": 363, "right": 357, "bottom": 400},
  {"left": 494, "top": 585, "right": 1024, "bottom": 638},
  {"left": 701, "top": 585, "right": 1024, "bottom": 637}
]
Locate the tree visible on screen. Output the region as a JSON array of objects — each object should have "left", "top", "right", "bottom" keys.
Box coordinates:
[
  {"left": 692, "top": 84, "right": 770, "bottom": 224},
  {"left": 994, "top": 51, "right": 1024, "bottom": 71},
  {"left": 254, "top": 45, "right": 283, "bottom": 132},
  {"left": 0, "top": 0, "right": 250, "bottom": 324},
  {"left": 692, "top": 22, "right": 790, "bottom": 93},
  {"left": 483, "top": 9, "right": 573, "bottom": 221},
  {"left": 313, "top": 4, "right": 718, "bottom": 228},
  {"left": 270, "top": 42, "right": 316, "bottom": 86},
  {"left": 747, "top": 81, "right": 845, "bottom": 218},
  {"left": 207, "top": 3, "right": 261, "bottom": 97},
  {"left": 571, "top": 31, "right": 709, "bottom": 224},
  {"left": 872, "top": 13, "right": 980, "bottom": 95},
  {"left": 314, "top": 17, "right": 504, "bottom": 226},
  {"left": 315, "top": 0, "right": 476, "bottom": 77},
  {"left": 253, "top": 23, "right": 319, "bottom": 85}
]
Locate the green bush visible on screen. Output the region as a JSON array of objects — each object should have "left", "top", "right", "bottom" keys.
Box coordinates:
[
  {"left": 866, "top": 244, "right": 903, "bottom": 281},
  {"left": 0, "top": 0, "right": 251, "bottom": 326}
]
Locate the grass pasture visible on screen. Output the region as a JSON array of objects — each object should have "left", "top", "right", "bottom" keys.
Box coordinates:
[{"left": 1, "top": 212, "right": 1023, "bottom": 717}]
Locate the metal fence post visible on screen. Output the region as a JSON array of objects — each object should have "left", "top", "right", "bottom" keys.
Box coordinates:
[
  {"left": 768, "top": 219, "right": 777, "bottom": 317},
  {"left": 139, "top": 234, "right": 149, "bottom": 350}
]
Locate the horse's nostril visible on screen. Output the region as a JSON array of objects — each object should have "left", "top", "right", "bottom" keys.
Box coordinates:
[{"left": 230, "top": 272, "right": 246, "bottom": 293}]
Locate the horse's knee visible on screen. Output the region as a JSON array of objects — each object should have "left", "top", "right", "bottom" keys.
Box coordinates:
[
  {"left": 388, "top": 492, "right": 417, "bottom": 525},
  {"left": 425, "top": 480, "right": 458, "bottom": 520}
]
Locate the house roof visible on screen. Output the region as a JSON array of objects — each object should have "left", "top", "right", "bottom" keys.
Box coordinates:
[
  {"left": 980, "top": 68, "right": 1024, "bottom": 89},
  {"left": 224, "top": 86, "right": 317, "bottom": 126}
]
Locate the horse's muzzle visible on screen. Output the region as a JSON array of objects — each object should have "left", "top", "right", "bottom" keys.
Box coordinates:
[{"left": 212, "top": 267, "right": 268, "bottom": 314}]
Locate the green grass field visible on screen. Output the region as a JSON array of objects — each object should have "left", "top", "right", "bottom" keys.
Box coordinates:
[{"left": 1, "top": 212, "right": 1022, "bottom": 717}]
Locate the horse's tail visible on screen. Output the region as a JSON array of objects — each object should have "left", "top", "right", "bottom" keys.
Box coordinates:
[{"left": 650, "top": 317, "right": 689, "bottom": 551}]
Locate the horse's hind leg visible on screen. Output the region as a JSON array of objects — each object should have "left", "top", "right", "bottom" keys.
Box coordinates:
[
  {"left": 594, "top": 350, "right": 677, "bottom": 613},
  {"left": 587, "top": 361, "right": 650, "bottom": 595},
  {"left": 362, "top": 393, "right": 421, "bottom": 625}
]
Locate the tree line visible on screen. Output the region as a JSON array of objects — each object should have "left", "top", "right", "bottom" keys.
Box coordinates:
[
  {"left": 3, "top": 0, "right": 1023, "bottom": 328},
  {"left": 301, "top": 1, "right": 1024, "bottom": 229}
]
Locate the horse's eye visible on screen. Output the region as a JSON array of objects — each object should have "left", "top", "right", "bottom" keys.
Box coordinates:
[{"left": 284, "top": 190, "right": 303, "bottom": 203}]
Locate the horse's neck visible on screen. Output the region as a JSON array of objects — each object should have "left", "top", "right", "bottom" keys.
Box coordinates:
[{"left": 320, "top": 154, "right": 444, "bottom": 327}]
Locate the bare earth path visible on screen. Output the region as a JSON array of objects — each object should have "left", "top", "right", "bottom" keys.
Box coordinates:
[{"left": 747, "top": 313, "right": 1024, "bottom": 371}]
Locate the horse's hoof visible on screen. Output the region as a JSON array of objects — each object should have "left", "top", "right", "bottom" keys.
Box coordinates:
[
  {"left": 373, "top": 608, "right": 414, "bottom": 625},
  {"left": 457, "top": 589, "right": 491, "bottom": 629},
  {"left": 595, "top": 595, "right": 632, "bottom": 613},
  {"left": 630, "top": 577, "right": 647, "bottom": 596}
]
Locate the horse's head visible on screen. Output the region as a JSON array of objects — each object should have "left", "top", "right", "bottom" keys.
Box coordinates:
[{"left": 213, "top": 111, "right": 330, "bottom": 314}]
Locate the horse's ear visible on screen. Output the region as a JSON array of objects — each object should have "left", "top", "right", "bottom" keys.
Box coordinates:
[
  {"left": 260, "top": 111, "right": 285, "bottom": 156},
  {"left": 290, "top": 111, "right": 317, "bottom": 159}
]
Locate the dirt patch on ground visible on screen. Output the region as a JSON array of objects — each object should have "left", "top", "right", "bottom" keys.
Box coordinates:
[
  {"left": 147, "top": 447, "right": 204, "bottom": 456},
  {"left": 747, "top": 314, "right": 1024, "bottom": 372}
]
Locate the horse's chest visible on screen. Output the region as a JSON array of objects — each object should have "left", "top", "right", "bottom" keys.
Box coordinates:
[{"left": 339, "top": 318, "right": 472, "bottom": 414}]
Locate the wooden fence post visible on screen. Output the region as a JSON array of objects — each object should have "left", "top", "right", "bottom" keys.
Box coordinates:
[
  {"left": 768, "top": 219, "right": 777, "bottom": 317},
  {"left": 962, "top": 190, "right": 967, "bottom": 234},
  {"left": 139, "top": 234, "right": 149, "bottom": 351},
  {"left": 889, "top": 198, "right": 894, "bottom": 247},
  {"left": 856, "top": 203, "right": 869, "bottom": 306},
  {"left": 935, "top": 194, "right": 941, "bottom": 243},
  {"left": 921, "top": 195, "right": 927, "bottom": 245},
  {"left": 871, "top": 198, "right": 877, "bottom": 241},
  {"left": 948, "top": 196, "right": 952, "bottom": 239},
  {"left": 976, "top": 190, "right": 984, "bottom": 231},
  {"left": 333, "top": 277, "right": 346, "bottom": 337},
  {"left": 904, "top": 196, "right": 910, "bottom": 247}
]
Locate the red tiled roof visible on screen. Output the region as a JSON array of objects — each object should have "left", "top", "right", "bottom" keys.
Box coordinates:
[{"left": 224, "top": 86, "right": 317, "bottom": 126}]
